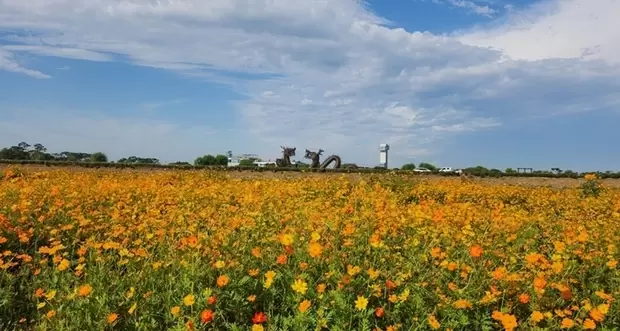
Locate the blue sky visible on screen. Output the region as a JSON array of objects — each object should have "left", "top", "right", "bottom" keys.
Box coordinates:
[{"left": 0, "top": 0, "right": 618, "bottom": 171}]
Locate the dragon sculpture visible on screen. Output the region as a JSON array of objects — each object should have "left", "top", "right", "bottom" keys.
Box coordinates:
[
  {"left": 276, "top": 146, "right": 297, "bottom": 167},
  {"left": 304, "top": 148, "right": 342, "bottom": 169}
]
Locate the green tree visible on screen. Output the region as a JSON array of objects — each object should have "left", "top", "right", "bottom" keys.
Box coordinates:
[
  {"left": 29, "top": 143, "right": 50, "bottom": 160},
  {"left": 418, "top": 162, "right": 436, "bottom": 171},
  {"left": 194, "top": 155, "right": 217, "bottom": 166},
  {"left": 17, "top": 142, "right": 30, "bottom": 151},
  {"left": 215, "top": 154, "right": 228, "bottom": 166},
  {"left": 505, "top": 168, "right": 516, "bottom": 173},
  {"left": 464, "top": 166, "right": 489, "bottom": 176},
  {"left": 0, "top": 146, "right": 29, "bottom": 160},
  {"left": 118, "top": 156, "right": 159, "bottom": 164},
  {"left": 0, "top": 142, "right": 33, "bottom": 160},
  {"left": 401, "top": 163, "right": 416, "bottom": 170},
  {"left": 62, "top": 152, "right": 92, "bottom": 162},
  {"left": 90, "top": 152, "right": 108, "bottom": 163}
]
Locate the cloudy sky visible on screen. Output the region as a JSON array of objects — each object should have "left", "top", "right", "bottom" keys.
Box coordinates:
[{"left": 0, "top": 0, "right": 618, "bottom": 171}]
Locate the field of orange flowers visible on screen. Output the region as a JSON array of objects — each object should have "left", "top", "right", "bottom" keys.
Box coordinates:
[{"left": 0, "top": 167, "right": 618, "bottom": 331}]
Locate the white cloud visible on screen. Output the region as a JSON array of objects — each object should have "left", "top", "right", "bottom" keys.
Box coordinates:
[
  {"left": 2, "top": 45, "right": 112, "bottom": 62},
  {"left": 0, "top": 0, "right": 618, "bottom": 166},
  {"left": 421, "top": 0, "right": 499, "bottom": 17},
  {"left": 447, "top": 0, "right": 497, "bottom": 17},
  {"left": 457, "top": 0, "right": 620, "bottom": 63},
  {"left": 0, "top": 48, "right": 50, "bottom": 78}
]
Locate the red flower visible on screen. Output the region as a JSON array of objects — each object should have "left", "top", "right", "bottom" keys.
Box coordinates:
[{"left": 252, "top": 312, "right": 268, "bottom": 324}]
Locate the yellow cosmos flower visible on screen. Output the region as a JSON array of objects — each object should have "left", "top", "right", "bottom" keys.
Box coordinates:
[
  {"left": 354, "top": 296, "right": 368, "bottom": 311},
  {"left": 183, "top": 294, "right": 195, "bottom": 306},
  {"left": 291, "top": 279, "right": 308, "bottom": 295}
]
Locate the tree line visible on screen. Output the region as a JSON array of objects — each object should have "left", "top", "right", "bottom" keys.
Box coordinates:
[
  {"left": 0, "top": 142, "right": 113, "bottom": 163},
  {"left": 399, "top": 162, "right": 588, "bottom": 177},
  {"left": 0, "top": 141, "right": 236, "bottom": 166},
  {"left": 0, "top": 142, "right": 595, "bottom": 175},
  {"left": 400, "top": 162, "right": 438, "bottom": 171}
]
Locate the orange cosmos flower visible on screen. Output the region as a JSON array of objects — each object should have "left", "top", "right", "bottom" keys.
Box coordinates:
[
  {"left": 252, "top": 312, "right": 268, "bottom": 324},
  {"left": 428, "top": 315, "right": 441, "bottom": 329},
  {"left": 533, "top": 276, "right": 547, "bottom": 290},
  {"left": 186, "top": 235, "right": 198, "bottom": 248},
  {"left": 583, "top": 319, "right": 596, "bottom": 330},
  {"left": 107, "top": 313, "right": 118, "bottom": 324},
  {"left": 561, "top": 318, "right": 575, "bottom": 329},
  {"left": 276, "top": 254, "right": 288, "bottom": 264},
  {"left": 500, "top": 314, "right": 518, "bottom": 331},
  {"left": 530, "top": 311, "right": 544, "bottom": 324},
  {"left": 78, "top": 284, "right": 93, "bottom": 297},
  {"left": 589, "top": 307, "right": 605, "bottom": 322},
  {"left": 216, "top": 275, "right": 229, "bottom": 288},
  {"left": 248, "top": 269, "right": 260, "bottom": 277},
  {"left": 308, "top": 242, "right": 323, "bottom": 258},
  {"left": 375, "top": 307, "right": 384, "bottom": 318},
  {"left": 57, "top": 259, "right": 70, "bottom": 271},
  {"left": 200, "top": 309, "right": 214, "bottom": 324},
  {"left": 299, "top": 300, "right": 311, "bottom": 313},
  {"left": 453, "top": 299, "right": 472, "bottom": 309},
  {"left": 518, "top": 293, "right": 530, "bottom": 304},
  {"left": 469, "top": 245, "right": 483, "bottom": 258},
  {"left": 492, "top": 311, "right": 518, "bottom": 331}
]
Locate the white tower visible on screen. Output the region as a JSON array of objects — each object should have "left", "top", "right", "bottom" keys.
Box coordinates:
[{"left": 379, "top": 144, "right": 389, "bottom": 169}]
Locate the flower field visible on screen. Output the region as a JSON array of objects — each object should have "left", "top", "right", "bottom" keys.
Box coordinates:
[{"left": 0, "top": 168, "right": 618, "bottom": 331}]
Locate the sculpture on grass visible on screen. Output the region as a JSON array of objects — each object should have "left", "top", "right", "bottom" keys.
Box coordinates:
[
  {"left": 304, "top": 149, "right": 342, "bottom": 169},
  {"left": 276, "top": 146, "right": 296, "bottom": 167}
]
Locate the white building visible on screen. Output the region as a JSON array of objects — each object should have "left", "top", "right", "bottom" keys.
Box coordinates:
[
  {"left": 227, "top": 151, "right": 293, "bottom": 167},
  {"left": 253, "top": 161, "right": 274, "bottom": 167},
  {"left": 227, "top": 151, "right": 260, "bottom": 167}
]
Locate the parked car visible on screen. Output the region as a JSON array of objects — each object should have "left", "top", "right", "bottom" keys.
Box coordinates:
[
  {"left": 413, "top": 167, "right": 431, "bottom": 173},
  {"left": 439, "top": 167, "right": 453, "bottom": 172}
]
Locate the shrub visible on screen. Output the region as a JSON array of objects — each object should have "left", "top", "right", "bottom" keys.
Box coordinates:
[{"left": 580, "top": 173, "right": 602, "bottom": 197}]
